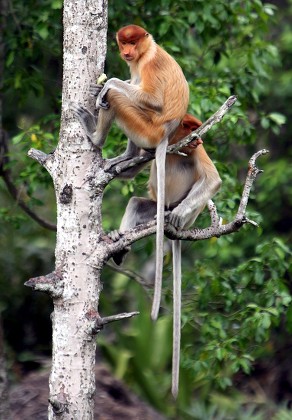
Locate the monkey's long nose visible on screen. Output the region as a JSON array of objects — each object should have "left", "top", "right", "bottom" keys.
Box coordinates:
[{"left": 123, "top": 54, "right": 133, "bottom": 61}]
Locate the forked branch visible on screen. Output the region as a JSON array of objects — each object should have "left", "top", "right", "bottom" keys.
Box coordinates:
[{"left": 106, "top": 149, "right": 269, "bottom": 258}]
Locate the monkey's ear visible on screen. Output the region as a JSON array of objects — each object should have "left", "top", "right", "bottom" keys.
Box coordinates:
[{"left": 145, "top": 33, "right": 149, "bottom": 37}]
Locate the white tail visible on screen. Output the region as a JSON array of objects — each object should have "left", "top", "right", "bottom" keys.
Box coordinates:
[
  {"left": 172, "top": 239, "right": 181, "bottom": 399},
  {"left": 151, "top": 136, "right": 168, "bottom": 321}
]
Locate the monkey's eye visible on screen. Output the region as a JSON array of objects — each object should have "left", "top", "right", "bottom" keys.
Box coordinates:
[
  {"left": 129, "top": 41, "right": 136, "bottom": 45},
  {"left": 121, "top": 41, "right": 127, "bottom": 46}
]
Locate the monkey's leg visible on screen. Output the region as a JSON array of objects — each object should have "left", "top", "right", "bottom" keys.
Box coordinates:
[
  {"left": 94, "top": 87, "right": 160, "bottom": 149},
  {"left": 98, "top": 77, "right": 164, "bottom": 114},
  {"left": 104, "top": 140, "right": 141, "bottom": 172},
  {"left": 111, "top": 197, "right": 157, "bottom": 265},
  {"left": 92, "top": 106, "right": 115, "bottom": 147},
  {"left": 172, "top": 239, "right": 182, "bottom": 399}
]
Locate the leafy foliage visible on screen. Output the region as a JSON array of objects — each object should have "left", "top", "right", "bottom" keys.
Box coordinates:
[{"left": 1, "top": 0, "right": 292, "bottom": 418}]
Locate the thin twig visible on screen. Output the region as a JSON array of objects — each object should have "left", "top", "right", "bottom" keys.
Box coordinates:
[
  {"left": 0, "top": 131, "right": 57, "bottom": 231},
  {"left": 106, "top": 261, "right": 151, "bottom": 290}
]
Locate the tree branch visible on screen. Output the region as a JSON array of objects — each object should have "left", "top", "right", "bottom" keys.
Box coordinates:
[
  {"left": 28, "top": 148, "right": 50, "bottom": 167},
  {"left": 105, "top": 149, "right": 268, "bottom": 258},
  {"left": 106, "top": 95, "right": 237, "bottom": 177},
  {"left": 25, "top": 270, "right": 64, "bottom": 298},
  {"left": 85, "top": 308, "right": 140, "bottom": 334},
  {"left": 106, "top": 261, "right": 151, "bottom": 290}
]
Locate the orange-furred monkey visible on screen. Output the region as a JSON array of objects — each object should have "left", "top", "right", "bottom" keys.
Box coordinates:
[
  {"left": 71, "top": 24, "right": 189, "bottom": 324},
  {"left": 111, "top": 114, "right": 222, "bottom": 398}
]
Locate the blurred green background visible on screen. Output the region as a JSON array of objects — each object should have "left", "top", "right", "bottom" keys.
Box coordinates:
[{"left": 1, "top": 0, "right": 291, "bottom": 418}]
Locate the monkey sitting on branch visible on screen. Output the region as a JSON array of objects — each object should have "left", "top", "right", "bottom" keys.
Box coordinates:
[{"left": 110, "top": 114, "right": 221, "bottom": 398}]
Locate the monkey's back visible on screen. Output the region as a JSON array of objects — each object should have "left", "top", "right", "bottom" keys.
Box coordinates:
[{"left": 140, "top": 44, "right": 189, "bottom": 125}]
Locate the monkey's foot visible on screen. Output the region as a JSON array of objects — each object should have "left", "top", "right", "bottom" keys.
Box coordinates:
[
  {"left": 167, "top": 207, "right": 189, "bottom": 229},
  {"left": 168, "top": 214, "right": 184, "bottom": 229},
  {"left": 104, "top": 156, "right": 132, "bottom": 172},
  {"left": 108, "top": 229, "right": 122, "bottom": 242},
  {"left": 108, "top": 230, "right": 131, "bottom": 265},
  {"left": 70, "top": 102, "right": 88, "bottom": 118}
]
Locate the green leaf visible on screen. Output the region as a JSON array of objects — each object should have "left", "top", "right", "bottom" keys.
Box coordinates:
[
  {"left": 264, "top": 5, "right": 275, "bottom": 16},
  {"left": 268, "top": 112, "right": 286, "bottom": 125},
  {"left": 6, "top": 51, "right": 14, "bottom": 67},
  {"left": 12, "top": 132, "right": 25, "bottom": 144},
  {"left": 247, "top": 303, "right": 258, "bottom": 309},
  {"left": 51, "top": 0, "right": 63, "bottom": 9},
  {"left": 37, "top": 24, "right": 49, "bottom": 40},
  {"left": 260, "top": 117, "right": 270, "bottom": 129},
  {"left": 261, "top": 313, "right": 271, "bottom": 329}
]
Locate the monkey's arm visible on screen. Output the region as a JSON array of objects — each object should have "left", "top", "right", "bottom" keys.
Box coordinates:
[
  {"left": 110, "top": 197, "right": 157, "bottom": 265},
  {"left": 98, "top": 78, "right": 163, "bottom": 112},
  {"left": 169, "top": 166, "right": 222, "bottom": 229},
  {"left": 104, "top": 140, "right": 141, "bottom": 172}
]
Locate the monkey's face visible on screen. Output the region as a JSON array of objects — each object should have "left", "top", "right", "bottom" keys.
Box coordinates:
[
  {"left": 116, "top": 25, "right": 151, "bottom": 64},
  {"left": 169, "top": 114, "right": 203, "bottom": 154},
  {"left": 118, "top": 41, "right": 139, "bottom": 62}
]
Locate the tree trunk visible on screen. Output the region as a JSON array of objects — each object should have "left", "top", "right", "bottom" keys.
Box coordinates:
[{"left": 27, "top": 1, "right": 109, "bottom": 417}]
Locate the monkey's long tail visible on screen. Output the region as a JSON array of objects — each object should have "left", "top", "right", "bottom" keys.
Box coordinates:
[
  {"left": 172, "top": 239, "right": 181, "bottom": 399},
  {"left": 151, "top": 137, "right": 168, "bottom": 321}
]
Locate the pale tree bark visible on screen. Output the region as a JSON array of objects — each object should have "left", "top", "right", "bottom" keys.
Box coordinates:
[{"left": 23, "top": 1, "right": 268, "bottom": 418}]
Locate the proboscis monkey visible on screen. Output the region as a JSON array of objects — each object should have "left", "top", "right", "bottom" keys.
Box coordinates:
[
  {"left": 111, "top": 114, "right": 222, "bottom": 398},
  {"left": 71, "top": 24, "right": 189, "bottom": 323}
]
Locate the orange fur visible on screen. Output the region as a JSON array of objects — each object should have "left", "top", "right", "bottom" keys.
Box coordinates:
[
  {"left": 99, "top": 26, "right": 190, "bottom": 328},
  {"left": 108, "top": 25, "right": 189, "bottom": 148}
]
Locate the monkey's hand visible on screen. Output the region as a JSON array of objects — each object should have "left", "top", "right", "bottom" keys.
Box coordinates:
[
  {"left": 97, "top": 77, "right": 128, "bottom": 110},
  {"left": 168, "top": 204, "right": 191, "bottom": 229},
  {"left": 89, "top": 83, "right": 104, "bottom": 98},
  {"left": 97, "top": 81, "right": 113, "bottom": 110}
]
